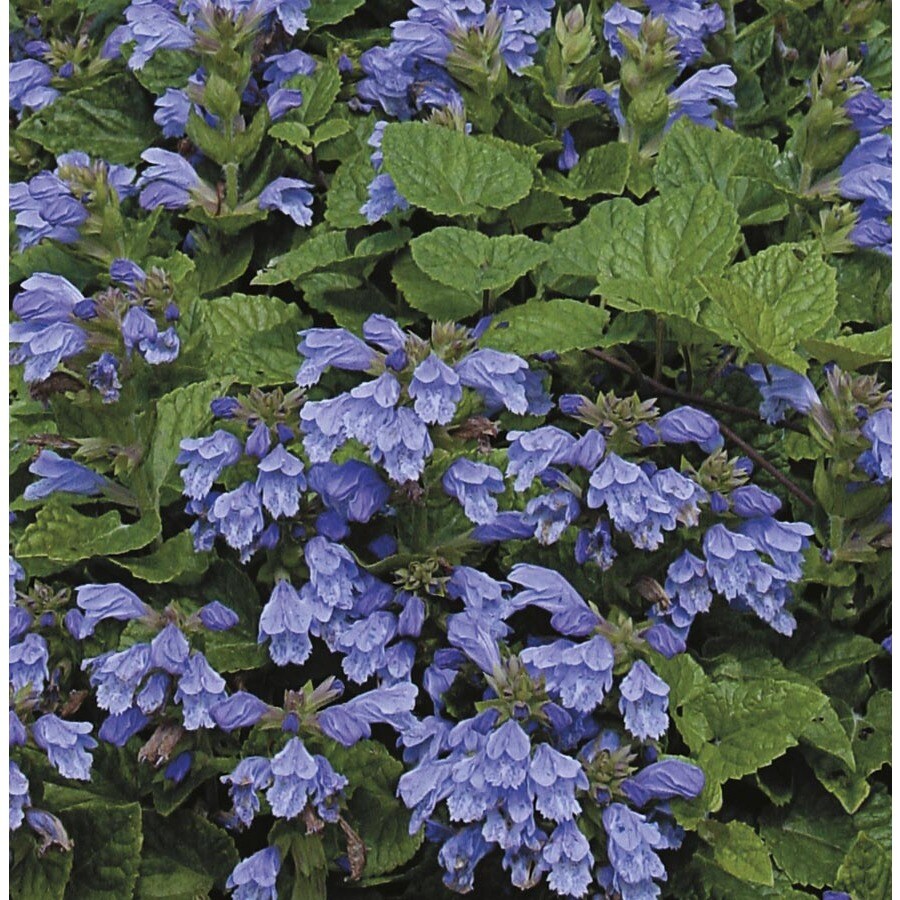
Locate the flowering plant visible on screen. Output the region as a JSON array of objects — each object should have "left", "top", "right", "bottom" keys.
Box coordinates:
[{"left": 9, "top": 1, "right": 891, "bottom": 898}]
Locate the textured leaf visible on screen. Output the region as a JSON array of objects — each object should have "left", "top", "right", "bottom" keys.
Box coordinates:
[
  {"left": 294, "top": 63, "right": 341, "bottom": 126},
  {"left": 835, "top": 833, "right": 892, "bottom": 899},
  {"left": 656, "top": 119, "right": 790, "bottom": 224},
  {"left": 789, "top": 631, "right": 883, "bottom": 682},
  {"left": 307, "top": 0, "right": 364, "bottom": 26},
  {"left": 325, "top": 151, "right": 371, "bottom": 229},
  {"left": 253, "top": 232, "right": 350, "bottom": 285},
  {"left": 111, "top": 531, "right": 209, "bottom": 583},
  {"left": 410, "top": 228, "right": 550, "bottom": 293},
  {"left": 698, "top": 820, "right": 774, "bottom": 886},
  {"left": 17, "top": 76, "right": 157, "bottom": 164},
  {"left": 137, "top": 810, "right": 238, "bottom": 898},
  {"left": 381, "top": 123, "right": 535, "bottom": 217},
  {"left": 804, "top": 326, "right": 892, "bottom": 371},
  {"left": 481, "top": 299, "right": 609, "bottom": 355},
  {"left": 542, "top": 143, "right": 630, "bottom": 200},
  {"left": 10, "top": 837, "right": 73, "bottom": 900},
  {"left": 392, "top": 253, "right": 481, "bottom": 320},
  {"left": 592, "top": 185, "right": 741, "bottom": 321}
]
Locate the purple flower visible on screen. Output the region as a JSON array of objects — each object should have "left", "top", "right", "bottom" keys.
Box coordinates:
[
  {"left": 23, "top": 451, "right": 107, "bottom": 501},
  {"left": 528, "top": 744, "right": 589, "bottom": 821},
  {"left": 177, "top": 430, "right": 243, "bottom": 500},
  {"left": 664, "top": 550, "right": 713, "bottom": 626},
  {"left": 619, "top": 660, "right": 670, "bottom": 740},
  {"left": 273, "top": 0, "right": 311, "bottom": 34},
  {"left": 212, "top": 692, "right": 272, "bottom": 733},
  {"left": 602, "top": 802, "right": 667, "bottom": 898},
  {"left": 24, "top": 809, "right": 73, "bottom": 853},
  {"left": 113, "top": 0, "right": 195, "bottom": 70},
  {"left": 558, "top": 129, "right": 579, "bottom": 171},
  {"left": 858, "top": 407, "right": 891, "bottom": 483},
  {"left": 845, "top": 82, "right": 892, "bottom": 137},
  {"left": 669, "top": 65, "right": 737, "bottom": 128},
  {"left": 198, "top": 601, "right": 239, "bottom": 632},
  {"left": 87, "top": 353, "right": 122, "bottom": 403},
  {"left": 164, "top": 750, "right": 192, "bottom": 783},
  {"left": 652, "top": 468, "right": 707, "bottom": 527},
  {"left": 484, "top": 719, "right": 532, "bottom": 789},
  {"left": 506, "top": 426, "right": 576, "bottom": 492},
  {"left": 222, "top": 757, "right": 273, "bottom": 829},
  {"left": 10, "top": 321, "right": 88, "bottom": 385},
  {"left": 508, "top": 564, "right": 601, "bottom": 636},
  {"left": 456, "top": 349, "right": 551, "bottom": 416},
  {"left": 621, "top": 758, "right": 705, "bottom": 806},
  {"left": 10, "top": 59, "right": 58, "bottom": 112},
  {"left": 32, "top": 714, "right": 97, "bottom": 780},
  {"left": 521, "top": 635, "right": 615, "bottom": 713},
  {"left": 138, "top": 149, "right": 199, "bottom": 210},
  {"left": 258, "top": 178, "right": 314, "bottom": 226},
  {"left": 263, "top": 50, "right": 316, "bottom": 87},
  {"left": 300, "top": 396, "right": 352, "bottom": 461},
  {"left": 10, "top": 710, "right": 27, "bottom": 746},
  {"left": 437, "top": 826, "right": 491, "bottom": 893},
  {"left": 9, "top": 173, "right": 88, "bottom": 249},
  {"left": 656, "top": 406, "right": 723, "bottom": 452},
  {"left": 149, "top": 623, "right": 191, "bottom": 674},
  {"left": 258, "top": 580, "right": 313, "bottom": 666},
  {"left": 524, "top": 490, "right": 581, "bottom": 545},
  {"left": 256, "top": 445, "right": 306, "bottom": 518},
  {"left": 10, "top": 762, "right": 30, "bottom": 830},
  {"left": 730, "top": 485, "right": 782, "bottom": 517},
  {"left": 738, "top": 516, "right": 814, "bottom": 581},
  {"left": 267, "top": 737, "right": 348, "bottom": 822},
  {"left": 83, "top": 643, "right": 151, "bottom": 714},
  {"left": 174, "top": 653, "right": 226, "bottom": 730},
  {"left": 575, "top": 520, "right": 617, "bottom": 571},
  {"left": 10, "top": 633, "right": 50, "bottom": 695},
  {"left": 333, "top": 610, "right": 398, "bottom": 683},
  {"left": 307, "top": 460, "right": 390, "bottom": 524},
  {"left": 542, "top": 820, "right": 594, "bottom": 898},
  {"left": 409, "top": 353, "right": 463, "bottom": 425},
  {"left": 210, "top": 482, "right": 265, "bottom": 558},
  {"left": 443, "top": 459, "right": 505, "bottom": 525},
  {"left": 71, "top": 583, "right": 149, "bottom": 638},
  {"left": 318, "top": 683, "right": 418, "bottom": 745},
  {"left": 226, "top": 847, "right": 281, "bottom": 900},
  {"left": 136, "top": 672, "right": 169, "bottom": 713},
  {"left": 13, "top": 273, "right": 84, "bottom": 322},
  {"left": 447, "top": 610, "right": 505, "bottom": 675},
  {"left": 745, "top": 364, "right": 820, "bottom": 424},
  {"left": 154, "top": 88, "right": 192, "bottom": 138},
  {"left": 361, "top": 173, "right": 410, "bottom": 222},
  {"left": 98, "top": 707, "right": 150, "bottom": 746},
  {"left": 296, "top": 328, "right": 376, "bottom": 387}
]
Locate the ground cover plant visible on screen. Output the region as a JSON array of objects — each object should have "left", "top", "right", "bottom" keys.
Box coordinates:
[{"left": 8, "top": 0, "right": 892, "bottom": 897}]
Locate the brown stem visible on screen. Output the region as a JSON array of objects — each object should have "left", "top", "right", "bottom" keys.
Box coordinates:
[{"left": 587, "top": 349, "right": 816, "bottom": 509}]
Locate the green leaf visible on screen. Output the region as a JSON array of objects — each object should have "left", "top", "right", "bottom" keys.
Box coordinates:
[
  {"left": 307, "top": 0, "right": 364, "bottom": 26},
  {"left": 803, "top": 325, "right": 892, "bottom": 371},
  {"left": 271, "top": 825, "right": 327, "bottom": 900},
  {"left": 481, "top": 299, "right": 609, "bottom": 355},
  {"left": 111, "top": 531, "right": 209, "bottom": 584},
  {"left": 656, "top": 119, "right": 790, "bottom": 224},
  {"left": 131, "top": 50, "right": 197, "bottom": 94},
  {"left": 15, "top": 500, "right": 161, "bottom": 564},
  {"left": 800, "top": 700, "right": 856, "bottom": 769},
  {"left": 137, "top": 810, "right": 238, "bottom": 898},
  {"left": 592, "top": 185, "right": 741, "bottom": 322},
  {"left": 269, "top": 121, "right": 312, "bottom": 151},
  {"left": 789, "top": 631, "right": 882, "bottom": 682},
  {"left": 542, "top": 143, "right": 630, "bottom": 200},
  {"left": 835, "top": 833, "right": 892, "bottom": 899},
  {"left": 194, "top": 233, "right": 254, "bottom": 296},
  {"left": 16, "top": 75, "right": 157, "bottom": 164},
  {"left": 325, "top": 151, "right": 371, "bottom": 229},
  {"left": 392, "top": 254, "right": 481, "bottom": 321},
  {"left": 760, "top": 795, "right": 856, "bottom": 888},
  {"left": 381, "top": 123, "right": 535, "bottom": 217},
  {"left": 698, "top": 820, "right": 774, "bottom": 886},
  {"left": 10, "top": 836, "right": 73, "bottom": 900},
  {"left": 409, "top": 228, "right": 550, "bottom": 293},
  {"left": 294, "top": 63, "right": 341, "bottom": 126},
  {"left": 252, "top": 232, "right": 350, "bottom": 285},
  {"left": 539, "top": 202, "right": 616, "bottom": 297}
]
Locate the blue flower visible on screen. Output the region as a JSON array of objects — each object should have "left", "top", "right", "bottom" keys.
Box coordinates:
[
  {"left": 98, "top": 707, "right": 150, "bottom": 746},
  {"left": 619, "top": 660, "right": 669, "bottom": 740},
  {"left": 738, "top": 516, "right": 814, "bottom": 581},
  {"left": 300, "top": 396, "right": 352, "bottom": 461},
  {"left": 267, "top": 737, "right": 348, "bottom": 821},
  {"left": 456, "top": 348, "right": 551, "bottom": 415},
  {"left": 361, "top": 172, "right": 410, "bottom": 222},
  {"left": 521, "top": 635, "right": 615, "bottom": 713},
  {"left": 656, "top": 406, "right": 723, "bottom": 452},
  {"left": 443, "top": 459, "right": 505, "bottom": 525},
  {"left": 437, "top": 825, "right": 492, "bottom": 893},
  {"left": 226, "top": 846, "right": 281, "bottom": 900},
  {"left": 273, "top": 0, "right": 312, "bottom": 34},
  {"left": 164, "top": 751, "right": 192, "bottom": 783},
  {"left": 258, "top": 580, "right": 313, "bottom": 666},
  {"left": 258, "top": 177, "right": 314, "bottom": 226},
  {"left": 664, "top": 550, "right": 713, "bottom": 626},
  {"left": 9, "top": 173, "right": 88, "bottom": 249},
  {"left": 83, "top": 643, "right": 151, "bottom": 714},
  {"left": 447, "top": 566, "right": 512, "bottom": 619},
  {"left": 845, "top": 81, "right": 892, "bottom": 137},
  {"left": 87, "top": 353, "right": 122, "bottom": 403},
  {"left": 32, "top": 714, "right": 97, "bottom": 780},
  {"left": 484, "top": 719, "right": 532, "bottom": 789},
  {"left": 198, "top": 601, "right": 240, "bottom": 632},
  {"left": 542, "top": 820, "right": 594, "bottom": 898},
  {"left": 524, "top": 490, "right": 581, "bottom": 545},
  {"left": 447, "top": 610, "right": 505, "bottom": 674},
  {"left": 318, "top": 683, "right": 418, "bottom": 746},
  {"left": 149, "top": 623, "right": 191, "bottom": 675},
  {"left": 10, "top": 710, "right": 27, "bottom": 746},
  {"left": 263, "top": 50, "right": 316, "bottom": 87},
  {"left": 508, "top": 564, "right": 601, "bottom": 636},
  {"left": 13, "top": 273, "right": 85, "bottom": 322},
  {"left": 10, "top": 319, "right": 88, "bottom": 384},
  {"left": 730, "top": 485, "right": 782, "bottom": 517},
  {"left": 745, "top": 364, "right": 820, "bottom": 424},
  {"left": 222, "top": 757, "right": 273, "bottom": 828},
  {"left": 154, "top": 88, "right": 192, "bottom": 138},
  {"left": 506, "top": 426, "right": 576, "bottom": 492},
  {"left": 858, "top": 408, "right": 891, "bottom": 483},
  {"left": 409, "top": 353, "right": 463, "bottom": 424},
  {"left": 256, "top": 445, "right": 306, "bottom": 518},
  {"left": 669, "top": 65, "right": 737, "bottom": 128},
  {"left": 602, "top": 802, "right": 667, "bottom": 898},
  {"left": 177, "top": 430, "right": 243, "bottom": 500},
  {"left": 621, "top": 758, "right": 705, "bottom": 807},
  {"left": 296, "top": 328, "right": 376, "bottom": 387},
  {"left": 110, "top": 1, "right": 195, "bottom": 70},
  {"left": 138, "top": 149, "right": 199, "bottom": 210},
  {"left": 307, "top": 460, "right": 390, "bottom": 525},
  {"left": 24, "top": 809, "right": 73, "bottom": 853},
  {"left": 10, "top": 59, "right": 58, "bottom": 112},
  {"left": 210, "top": 482, "right": 265, "bottom": 558},
  {"left": 70, "top": 583, "right": 149, "bottom": 638},
  {"left": 136, "top": 673, "right": 169, "bottom": 714},
  {"left": 23, "top": 451, "right": 108, "bottom": 502},
  {"left": 174, "top": 652, "right": 227, "bottom": 730},
  {"left": 528, "top": 744, "right": 589, "bottom": 821},
  {"left": 652, "top": 467, "right": 708, "bottom": 527},
  {"left": 557, "top": 129, "right": 579, "bottom": 171},
  {"left": 574, "top": 520, "right": 617, "bottom": 571},
  {"left": 212, "top": 692, "right": 272, "bottom": 733},
  {"left": 10, "top": 762, "right": 30, "bottom": 830},
  {"left": 9, "top": 633, "right": 49, "bottom": 695},
  {"left": 333, "top": 610, "right": 398, "bottom": 683}
]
